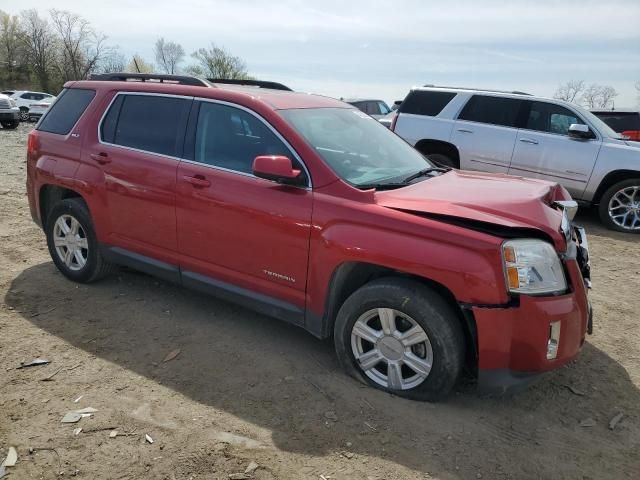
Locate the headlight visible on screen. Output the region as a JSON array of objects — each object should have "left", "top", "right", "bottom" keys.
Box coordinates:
[{"left": 502, "top": 239, "right": 567, "bottom": 294}]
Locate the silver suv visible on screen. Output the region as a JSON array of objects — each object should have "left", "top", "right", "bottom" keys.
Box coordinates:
[{"left": 392, "top": 86, "right": 640, "bottom": 233}]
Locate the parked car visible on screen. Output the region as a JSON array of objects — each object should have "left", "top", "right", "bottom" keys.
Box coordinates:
[
  {"left": 8, "top": 90, "right": 56, "bottom": 122},
  {"left": 391, "top": 86, "right": 640, "bottom": 233},
  {"left": 591, "top": 109, "right": 640, "bottom": 141},
  {"left": 0, "top": 92, "right": 20, "bottom": 129},
  {"left": 378, "top": 111, "right": 396, "bottom": 129},
  {"left": 391, "top": 100, "right": 403, "bottom": 111},
  {"left": 26, "top": 73, "right": 592, "bottom": 400},
  {"left": 344, "top": 98, "right": 392, "bottom": 119}
]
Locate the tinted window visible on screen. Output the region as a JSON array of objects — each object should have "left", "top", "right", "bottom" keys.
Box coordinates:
[
  {"left": 99, "top": 95, "right": 124, "bottom": 144},
  {"left": 109, "top": 95, "right": 191, "bottom": 157},
  {"left": 399, "top": 91, "right": 456, "bottom": 116},
  {"left": 524, "top": 101, "right": 584, "bottom": 135},
  {"left": 194, "top": 102, "right": 294, "bottom": 175},
  {"left": 38, "top": 88, "right": 95, "bottom": 135},
  {"left": 593, "top": 112, "right": 640, "bottom": 132},
  {"left": 458, "top": 95, "right": 523, "bottom": 127},
  {"left": 377, "top": 101, "right": 391, "bottom": 115},
  {"left": 21, "top": 92, "right": 33, "bottom": 99}
]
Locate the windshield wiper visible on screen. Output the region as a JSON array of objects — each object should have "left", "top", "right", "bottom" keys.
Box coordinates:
[
  {"left": 401, "top": 167, "right": 450, "bottom": 184},
  {"left": 357, "top": 182, "right": 409, "bottom": 191}
]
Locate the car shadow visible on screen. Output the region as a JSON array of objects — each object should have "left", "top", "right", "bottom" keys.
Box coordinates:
[{"left": 5, "top": 262, "right": 640, "bottom": 479}]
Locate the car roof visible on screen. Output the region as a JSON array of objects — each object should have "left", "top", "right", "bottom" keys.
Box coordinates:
[
  {"left": 343, "top": 98, "right": 385, "bottom": 103},
  {"left": 591, "top": 108, "right": 639, "bottom": 114},
  {"left": 69, "top": 79, "right": 350, "bottom": 110}
]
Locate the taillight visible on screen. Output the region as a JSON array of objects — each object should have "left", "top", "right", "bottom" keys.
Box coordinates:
[
  {"left": 622, "top": 130, "right": 640, "bottom": 141},
  {"left": 390, "top": 112, "right": 399, "bottom": 131},
  {"left": 27, "top": 131, "right": 39, "bottom": 160}
]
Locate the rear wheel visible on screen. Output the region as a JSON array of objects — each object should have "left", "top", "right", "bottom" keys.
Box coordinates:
[
  {"left": 598, "top": 179, "right": 640, "bottom": 233},
  {"left": 45, "top": 198, "right": 116, "bottom": 282},
  {"left": 1, "top": 120, "right": 19, "bottom": 129},
  {"left": 334, "top": 278, "right": 465, "bottom": 401},
  {"left": 19, "top": 108, "right": 29, "bottom": 122}
]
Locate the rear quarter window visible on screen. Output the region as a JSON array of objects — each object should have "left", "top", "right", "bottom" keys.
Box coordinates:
[
  {"left": 37, "top": 88, "right": 96, "bottom": 135},
  {"left": 458, "top": 95, "right": 524, "bottom": 128},
  {"left": 398, "top": 91, "right": 456, "bottom": 116}
]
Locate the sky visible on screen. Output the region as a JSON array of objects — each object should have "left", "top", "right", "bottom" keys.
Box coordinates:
[{"left": 4, "top": 0, "right": 640, "bottom": 106}]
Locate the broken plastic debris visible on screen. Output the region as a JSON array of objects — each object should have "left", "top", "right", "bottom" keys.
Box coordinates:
[
  {"left": 609, "top": 412, "right": 624, "bottom": 430},
  {"left": 17, "top": 358, "right": 50, "bottom": 369},
  {"left": 74, "top": 395, "right": 83, "bottom": 403},
  {"left": 162, "top": 349, "right": 181, "bottom": 362},
  {"left": 74, "top": 407, "right": 98, "bottom": 414},
  {"left": 145, "top": 434, "right": 154, "bottom": 444},
  {"left": 61, "top": 412, "right": 82, "bottom": 423},
  {"left": 109, "top": 430, "right": 118, "bottom": 438},
  {"left": 245, "top": 461, "right": 259, "bottom": 474},
  {"left": 73, "top": 428, "right": 82, "bottom": 436},
  {"left": 2, "top": 447, "right": 18, "bottom": 467}
]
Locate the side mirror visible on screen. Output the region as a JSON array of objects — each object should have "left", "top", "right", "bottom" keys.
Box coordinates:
[
  {"left": 252, "top": 155, "right": 303, "bottom": 186},
  {"left": 568, "top": 123, "right": 595, "bottom": 139}
]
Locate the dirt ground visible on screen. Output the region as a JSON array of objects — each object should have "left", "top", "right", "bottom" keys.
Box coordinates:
[{"left": 1, "top": 122, "right": 639, "bottom": 480}]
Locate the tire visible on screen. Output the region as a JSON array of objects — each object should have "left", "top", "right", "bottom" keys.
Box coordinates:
[
  {"left": 426, "top": 153, "right": 456, "bottom": 169},
  {"left": 1, "top": 121, "right": 19, "bottom": 129},
  {"left": 334, "top": 278, "right": 465, "bottom": 401},
  {"left": 598, "top": 178, "right": 640, "bottom": 233},
  {"left": 19, "top": 108, "right": 29, "bottom": 122},
  {"left": 45, "top": 198, "right": 116, "bottom": 283}
]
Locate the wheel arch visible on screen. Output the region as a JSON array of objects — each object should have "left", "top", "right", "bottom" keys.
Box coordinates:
[
  {"left": 318, "top": 261, "right": 477, "bottom": 369},
  {"left": 592, "top": 169, "right": 640, "bottom": 205},
  {"left": 39, "top": 184, "right": 86, "bottom": 229},
  {"left": 414, "top": 139, "right": 460, "bottom": 168}
]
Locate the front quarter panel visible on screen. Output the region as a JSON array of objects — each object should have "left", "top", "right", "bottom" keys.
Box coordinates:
[{"left": 582, "top": 139, "right": 640, "bottom": 202}]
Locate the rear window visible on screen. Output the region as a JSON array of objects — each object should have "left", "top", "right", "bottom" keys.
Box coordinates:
[
  {"left": 458, "top": 95, "right": 524, "bottom": 128},
  {"left": 398, "top": 91, "right": 456, "bottom": 116},
  {"left": 38, "top": 88, "right": 95, "bottom": 135},
  {"left": 592, "top": 112, "right": 640, "bottom": 132},
  {"left": 100, "top": 94, "right": 191, "bottom": 157}
]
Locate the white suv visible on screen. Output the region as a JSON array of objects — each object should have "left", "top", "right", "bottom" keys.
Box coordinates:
[
  {"left": 392, "top": 86, "right": 640, "bottom": 233},
  {"left": 4, "top": 90, "right": 56, "bottom": 122}
]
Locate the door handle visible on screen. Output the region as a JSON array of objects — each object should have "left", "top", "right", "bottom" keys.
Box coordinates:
[
  {"left": 183, "top": 175, "right": 211, "bottom": 188},
  {"left": 457, "top": 128, "right": 473, "bottom": 134},
  {"left": 90, "top": 152, "right": 111, "bottom": 164},
  {"left": 519, "top": 138, "right": 539, "bottom": 145}
]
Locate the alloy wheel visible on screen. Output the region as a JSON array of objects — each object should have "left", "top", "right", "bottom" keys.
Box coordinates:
[
  {"left": 608, "top": 186, "right": 640, "bottom": 231},
  {"left": 53, "top": 214, "right": 89, "bottom": 271},
  {"left": 350, "top": 308, "right": 433, "bottom": 390},
  {"left": 19, "top": 109, "right": 29, "bottom": 121}
]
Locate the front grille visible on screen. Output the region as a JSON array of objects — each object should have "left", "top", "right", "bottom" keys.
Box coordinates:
[{"left": 0, "top": 99, "right": 11, "bottom": 109}]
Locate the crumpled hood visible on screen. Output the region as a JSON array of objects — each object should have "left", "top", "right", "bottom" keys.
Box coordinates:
[{"left": 376, "top": 170, "right": 568, "bottom": 248}]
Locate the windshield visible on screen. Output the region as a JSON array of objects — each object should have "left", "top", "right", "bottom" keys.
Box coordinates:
[
  {"left": 279, "top": 107, "right": 432, "bottom": 187},
  {"left": 573, "top": 104, "right": 622, "bottom": 139}
]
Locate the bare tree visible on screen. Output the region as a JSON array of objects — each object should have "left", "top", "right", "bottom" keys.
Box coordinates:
[
  {"left": 126, "top": 54, "right": 154, "bottom": 73},
  {"left": 188, "top": 43, "right": 249, "bottom": 79},
  {"left": 0, "top": 11, "right": 25, "bottom": 85},
  {"left": 98, "top": 48, "right": 126, "bottom": 73},
  {"left": 598, "top": 86, "right": 618, "bottom": 109},
  {"left": 581, "top": 84, "right": 618, "bottom": 109},
  {"left": 50, "top": 9, "right": 107, "bottom": 81},
  {"left": 20, "top": 9, "right": 56, "bottom": 92},
  {"left": 553, "top": 80, "right": 585, "bottom": 103},
  {"left": 154, "top": 37, "right": 184, "bottom": 74}
]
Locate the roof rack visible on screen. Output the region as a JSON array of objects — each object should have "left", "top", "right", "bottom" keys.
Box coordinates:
[
  {"left": 208, "top": 78, "right": 292, "bottom": 91},
  {"left": 422, "top": 84, "right": 532, "bottom": 96},
  {"left": 88, "top": 73, "right": 211, "bottom": 87}
]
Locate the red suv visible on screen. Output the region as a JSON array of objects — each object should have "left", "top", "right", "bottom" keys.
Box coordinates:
[{"left": 26, "top": 74, "right": 592, "bottom": 400}]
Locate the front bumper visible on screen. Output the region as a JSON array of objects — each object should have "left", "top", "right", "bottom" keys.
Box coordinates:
[
  {"left": 0, "top": 110, "right": 20, "bottom": 121},
  {"left": 474, "top": 227, "right": 592, "bottom": 392}
]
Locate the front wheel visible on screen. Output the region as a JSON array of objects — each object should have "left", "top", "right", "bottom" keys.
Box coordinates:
[
  {"left": 45, "top": 198, "right": 116, "bottom": 282},
  {"left": 1, "top": 120, "right": 19, "bottom": 129},
  {"left": 19, "top": 108, "right": 29, "bottom": 122},
  {"left": 598, "top": 179, "right": 640, "bottom": 233},
  {"left": 334, "top": 278, "right": 465, "bottom": 401}
]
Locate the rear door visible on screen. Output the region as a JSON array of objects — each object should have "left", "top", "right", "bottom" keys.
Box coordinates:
[
  {"left": 450, "top": 95, "right": 524, "bottom": 173},
  {"left": 85, "top": 92, "right": 191, "bottom": 265},
  {"left": 508, "top": 101, "right": 601, "bottom": 198}
]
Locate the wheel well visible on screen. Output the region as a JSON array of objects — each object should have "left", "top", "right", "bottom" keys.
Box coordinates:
[
  {"left": 414, "top": 139, "right": 460, "bottom": 168},
  {"left": 324, "top": 262, "right": 477, "bottom": 368},
  {"left": 592, "top": 170, "right": 640, "bottom": 205},
  {"left": 19, "top": 106, "right": 28, "bottom": 111},
  {"left": 39, "top": 185, "right": 83, "bottom": 228}
]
